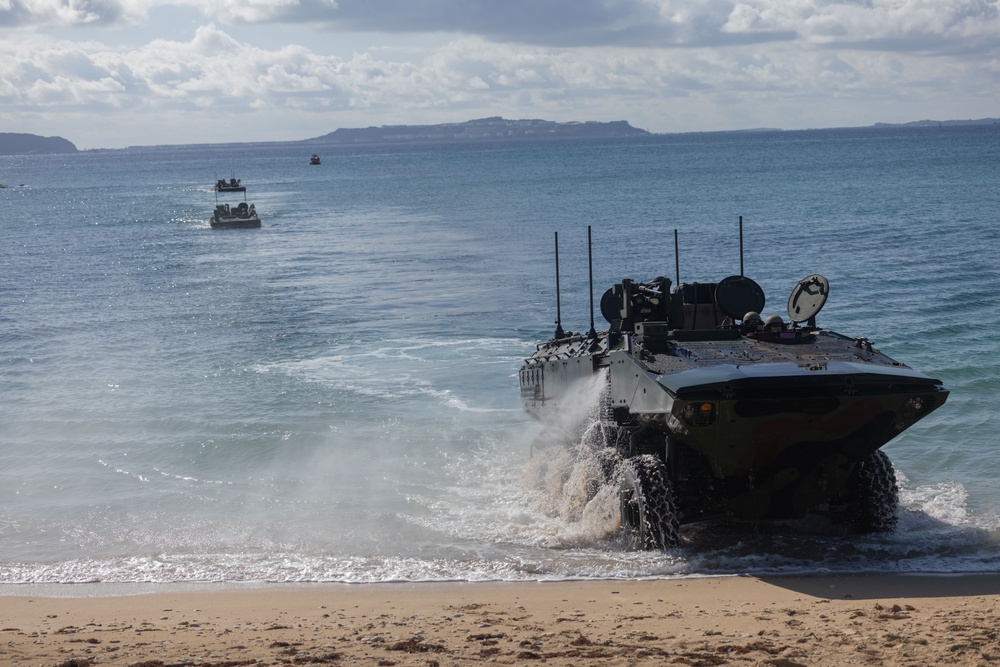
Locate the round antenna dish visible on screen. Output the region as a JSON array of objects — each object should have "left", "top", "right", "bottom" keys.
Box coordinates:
[
  {"left": 787, "top": 274, "right": 829, "bottom": 323},
  {"left": 714, "top": 276, "right": 765, "bottom": 321},
  {"left": 599, "top": 287, "right": 620, "bottom": 324}
]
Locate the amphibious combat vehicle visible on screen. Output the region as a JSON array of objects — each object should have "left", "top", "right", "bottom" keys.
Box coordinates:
[{"left": 519, "top": 224, "right": 949, "bottom": 548}]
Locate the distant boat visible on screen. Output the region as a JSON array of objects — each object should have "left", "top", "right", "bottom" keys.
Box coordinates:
[
  {"left": 215, "top": 177, "right": 245, "bottom": 193},
  {"left": 211, "top": 202, "right": 260, "bottom": 229},
  {"left": 309, "top": 154, "right": 321, "bottom": 165},
  {"left": 211, "top": 184, "right": 260, "bottom": 229}
]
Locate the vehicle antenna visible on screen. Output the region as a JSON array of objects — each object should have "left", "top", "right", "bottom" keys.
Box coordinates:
[
  {"left": 739, "top": 215, "right": 745, "bottom": 277},
  {"left": 554, "top": 231, "right": 566, "bottom": 339},
  {"left": 587, "top": 225, "right": 597, "bottom": 338},
  {"left": 674, "top": 228, "right": 680, "bottom": 288}
]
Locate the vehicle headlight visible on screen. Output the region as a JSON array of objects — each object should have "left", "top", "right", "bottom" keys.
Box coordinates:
[
  {"left": 901, "top": 395, "right": 927, "bottom": 419},
  {"left": 682, "top": 402, "right": 716, "bottom": 427}
]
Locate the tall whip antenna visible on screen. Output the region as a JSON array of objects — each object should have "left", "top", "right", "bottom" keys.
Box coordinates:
[
  {"left": 587, "top": 225, "right": 597, "bottom": 338},
  {"left": 739, "top": 215, "right": 745, "bottom": 277},
  {"left": 674, "top": 228, "right": 680, "bottom": 288},
  {"left": 553, "top": 231, "right": 565, "bottom": 339}
]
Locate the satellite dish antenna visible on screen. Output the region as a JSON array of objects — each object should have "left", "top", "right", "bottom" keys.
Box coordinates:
[
  {"left": 714, "top": 275, "right": 765, "bottom": 321},
  {"left": 787, "top": 274, "right": 829, "bottom": 324}
]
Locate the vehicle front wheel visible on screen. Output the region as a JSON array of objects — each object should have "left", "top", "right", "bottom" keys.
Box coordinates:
[
  {"left": 846, "top": 450, "right": 899, "bottom": 533},
  {"left": 620, "top": 454, "right": 680, "bottom": 549}
]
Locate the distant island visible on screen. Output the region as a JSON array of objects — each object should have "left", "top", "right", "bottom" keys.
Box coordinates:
[
  {"left": 873, "top": 118, "right": 999, "bottom": 128},
  {"left": 5, "top": 116, "right": 999, "bottom": 154},
  {"left": 306, "top": 117, "right": 650, "bottom": 145},
  {"left": 0, "top": 133, "right": 78, "bottom": 155}
]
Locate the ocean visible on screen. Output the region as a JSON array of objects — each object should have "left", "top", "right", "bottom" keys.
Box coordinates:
[{"left": 2, "top": 125, "right": 999, "bottom": 589}]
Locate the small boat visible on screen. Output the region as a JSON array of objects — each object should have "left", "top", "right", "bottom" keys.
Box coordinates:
[
  {"left": 211, "top": 202, "right": 260, "bottom": 229},
  {"left": 309, "top": 154, "right": 321, "bottom": 165},
  {"left": 210, "top": 178, "right": 261, "bottom": 229},
  {"left": 215, "top": 177, "right": 245, "bottom": 193}
]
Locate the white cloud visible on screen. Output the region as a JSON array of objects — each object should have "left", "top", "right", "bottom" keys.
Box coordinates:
[
  {"left": 3, "top": 0, "right": 997, "bottom": 49},
  {"left": 0, "top": 0, "right": 131, "bottom": 26},
  {"left": 1, "top": 0, "right": 998, "bottom": 147},
  {"left": 204, "top": 0, "right": 339, "bottom": 24}
]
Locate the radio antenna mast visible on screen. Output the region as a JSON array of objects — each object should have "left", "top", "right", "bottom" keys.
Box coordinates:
[
  {"left": 553, "top": 231, "right": 565, "bottom": 339},
  {"left": 739, "top": 215, "right": 745, "bottom": 277},
  {"left": 674, "top": 229, "right": 680, "bottom": 288},
  {"left": 587, "top": 225, "right": 597, "bottom": 338}
]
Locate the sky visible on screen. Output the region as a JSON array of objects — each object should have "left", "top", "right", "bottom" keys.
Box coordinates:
[{"left": 1, "top": 0, "right": 998, "bottom": 149}]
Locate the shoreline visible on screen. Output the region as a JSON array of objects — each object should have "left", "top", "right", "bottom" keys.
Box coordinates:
[
  {"left": 3, "top": 571, "right": 1000, "bottom": 599},
  {"left": 3, "top": 574, "right": 1000, "bottom": 665}
]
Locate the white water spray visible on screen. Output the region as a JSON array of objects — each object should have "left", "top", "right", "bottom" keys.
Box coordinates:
[{"left": 516, "top": 370, "right": 626, "bottom": 546}]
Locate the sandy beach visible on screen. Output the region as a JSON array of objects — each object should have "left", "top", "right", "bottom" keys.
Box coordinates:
[{"left": 3, "top": 575, "right": 1000, "bottom": 666}]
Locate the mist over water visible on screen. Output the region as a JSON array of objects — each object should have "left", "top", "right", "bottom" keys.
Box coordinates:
[{"left": 2, "top": 126, "right": 999, "bottom": 588}]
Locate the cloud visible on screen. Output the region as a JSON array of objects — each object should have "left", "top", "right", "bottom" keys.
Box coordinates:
[
  {"left": 2, "top": 0, "right": 998, "bottom": 147},
  {"left": 0, "top": 0, "right": 129, "bottom": 26},
  {"left": 3, "top": 0, "right": 999, "bottom": 52},
  {"left": 1, "top": 23, "right": 986, "bottom": 122},
  {"left": 205, "top": 0, "right": 339, "bottom": 24}
]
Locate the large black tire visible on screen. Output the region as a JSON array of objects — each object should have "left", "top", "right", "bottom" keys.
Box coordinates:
[
  {"left": 846, "top": 450, "right": 899, "bottom": 533},
  {"left": 620, "top": 454, "right": 680, "bottom": 549}
]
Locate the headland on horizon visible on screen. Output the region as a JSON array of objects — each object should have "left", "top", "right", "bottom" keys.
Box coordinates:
[{"left": 3, "top": 116, "right": 998, "bottom": 154}]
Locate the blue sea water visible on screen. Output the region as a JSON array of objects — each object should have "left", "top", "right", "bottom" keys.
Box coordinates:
[{"left": 2, "top": 125, "right": 1000, "bottom": 588}]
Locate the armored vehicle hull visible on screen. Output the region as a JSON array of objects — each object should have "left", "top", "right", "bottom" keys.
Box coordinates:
[{"left": 520, "top": 245, "right": 948, "bottom": 549}]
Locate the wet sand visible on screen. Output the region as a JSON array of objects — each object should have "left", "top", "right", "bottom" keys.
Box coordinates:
[{"left": 3, "top": 574, "right": 1000, "bottom": 666}]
